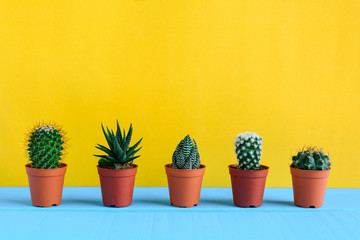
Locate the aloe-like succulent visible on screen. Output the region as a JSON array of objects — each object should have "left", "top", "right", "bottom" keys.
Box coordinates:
[
  {"left": 94, "top": 121, "right": 142, "bottom": 169},
  {"left": 291, "top": 146, "right": 331, "bottom": 170},
  {"left": 234, "top": 132, "right": 263, "bottom": 170},
  {"left": 171, "top": 135, "right": 200, "bottom": 169},
  {"left": 27, "top": 123, "right": 66, "bottom": 169}
]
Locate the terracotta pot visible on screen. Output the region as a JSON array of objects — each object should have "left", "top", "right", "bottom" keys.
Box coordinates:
[
  {"left": 25, "top": 163, "right": 67, "bottom": 207},
  {"left": 97, "top": 165, "right": 137, "bottom": 207},
  {"left": 228, "top": 164, "right": 269, "bottom": 208},
  {"left": 165, "top": 164, "right": 205, "bottom": 208},
  {"left": 290, "top": 166, "right": 330, "bottom": 208}
]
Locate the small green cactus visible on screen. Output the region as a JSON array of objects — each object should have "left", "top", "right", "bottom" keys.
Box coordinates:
[
  {"left": 27, "top": 123, "right": 66, "bottom": 169},
  {"left": 291, "top": 146, "right": 331, "bottom": 170},
  {"left": 94, "top": 121, "right": 142, "bottom": 169},
  {"left": 172, "top": 135, "right": 200, "bottom": 169},
  {"left": 234, "top": 132, "right": 263, "bottom": 170}
]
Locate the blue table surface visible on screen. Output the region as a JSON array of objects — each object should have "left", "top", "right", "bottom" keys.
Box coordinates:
[{"left": 0, "top": 187, "right": 359, "bottom": 240}]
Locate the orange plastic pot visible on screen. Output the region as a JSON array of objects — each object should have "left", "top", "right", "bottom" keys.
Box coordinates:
[
  {"left": 97, "top": 165, "right": 137, "bottom": 207},
  {"left": 229, "top": 164, "right": 269, "bottom": 208},
  {"left": 165, "top": 164, "right": 205, "bottom": 208},
  {"left": 25, "top": 163, "right": 67, "bottom": 207},
  {"left": 290, "top": 166, "right": 330, "bottom": 208}
]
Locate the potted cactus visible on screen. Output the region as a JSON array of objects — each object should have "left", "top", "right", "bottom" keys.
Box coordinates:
[
  {"left": 229, "top": 132, "right": 269, "bottom": 207},
  {"left": 94, "top": 121, "right": 142, "bottom": 207},
  {"left": 25, "top": 123, "right": 67, "bottom": 207},
  {"left": 290, "top": 146, "right": 331, "bottom": 208},
  {"left": 165, "top": 135, "right": 205, "bottom": 208}
]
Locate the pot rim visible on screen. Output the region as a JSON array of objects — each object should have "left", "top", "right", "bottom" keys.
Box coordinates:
[
  {"left": 228, "top": 164, "right": 269, "bottom": 171},
  {"left": 97, "top": 164, "right": 138, "bottom": 178},
  {"left": 165, "top": 163, "right": 206, "bottom": 170},
  {"left": 290, "top": 166, "right": 330, "bottom": 179},
  {"left": 25, "top": 163, "right": 67, "bottom": 169},
  {"left": 289, "top": 166, "right": 331, "bottom": 172},
  {"left": 25, "top": 163, "right": 67, "bottom": 177},
  {"left": 165, "top": 164, "right": 205, "bottom": 178},
  {"left": 228, "top": 164, "right": 269, "bottom": 178}
]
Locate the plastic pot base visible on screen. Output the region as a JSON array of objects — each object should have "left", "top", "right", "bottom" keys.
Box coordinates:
[
  {"left": 295, "top": 204, "right": 319, "bottom": 208},
  {"left": 25, "top": 163, "right": 67, "bottom": 208},
  {"left": 290, "top": 167, "right": 330, "bottom": 208},
  {"left": 228, "top": 164, "right": 269, "bottom": 208},
  {"left": 171, "top": 203, "right": 198, "bottom": 208},
  {"left": 165, "top": 164, "right": 205, "bottom": 208},
  {"left": 97, "top": 165, "right": 137, "bottom": 208}
]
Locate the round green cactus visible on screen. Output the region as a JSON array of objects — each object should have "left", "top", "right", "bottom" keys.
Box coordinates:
[
  {"left": 291, "top": 146, "right": 331, "bottom": 170},
  {"left": 234, "top": 132, "right": 263, "bottom": 170},
  {"left": 27, "top": 123, "right": 66, "bottom": 169},
  {"left": 172, "top": 135, "right": 200, "bottom": 169}
]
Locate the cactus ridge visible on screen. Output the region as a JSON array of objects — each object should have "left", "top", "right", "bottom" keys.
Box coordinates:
[
  {"left": 172, "top": 135, "right": 200, "bottom": 170},
  {"left": 291, "top": 146, "right": 331, "bottom": 170},
  {"left": 27, "top": 123, "right": 66, "bottom": 169},
  {"left": 234, "top": 132, "right": 263, "bottom": 170}
]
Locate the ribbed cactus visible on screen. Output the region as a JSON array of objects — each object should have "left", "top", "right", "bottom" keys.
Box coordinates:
[
  {"left": 94, "top": 121, "right": 142, "bottom": 169},
  {"left": 172, "top": 135, "right": 200, "bottom": 169},
  {"left": 291, "top": 146, "right": 331, "bottom": 170},
  {"left": 27, "top": 123, "right": 66, "bottom": 169},
  {"left": 234, "top": 132, "right": 263, "bottom": 170}
]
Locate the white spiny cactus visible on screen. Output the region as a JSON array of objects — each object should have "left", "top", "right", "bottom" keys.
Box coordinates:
[{"left": 234, "top": 132, "right": 263, "bottom": 170}]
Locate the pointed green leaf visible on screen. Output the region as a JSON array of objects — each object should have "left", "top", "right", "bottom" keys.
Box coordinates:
[
  {"left": 105, "top": 155, "right": 117, "bottom": 162},
  {"left": 116, "top": 120, "right": 123, "bottom": 145},
  {"left": 127, "top": 147, "right": 142, "bottom": 158},
  {"left": 122, "top": 155, "right": 140, "bottom": 164},
  {"left": 101, "top": 123, "right": 114, "bottom": 150},
  {"left": 114, "top": 163, "right": 122, "bottom": 169},
  {"left": 127, "top": 137, "right": 143, "bottom": 155},
  {"left": 182, "top": 135, "right": 192, "bottom": 159},
  {"left": 177, "top": 151, "right": 186, "bottom": 168},
  {"left": 118, "top": 151, "right": 127, "bottom": 163},
  {"left": 123, "top": 124, "right": 133, "bottom": 150},
  {"left": 112, "top": 133, "right": 124, "bottom": 158},
  {"left": 95, "top": 144, "right": 116, "bottom": 158},
  {"left": 98, "top": 158, "right": 112, "bottom": 166},
  {"left": 172, "top": 140, "right": 183, "bottom": 168},
  {"left": 123, "top": 129, "right": 126, "bottom": 145},
  {"left": 107, "top": 127, "right": 113, "bottom": 141}
]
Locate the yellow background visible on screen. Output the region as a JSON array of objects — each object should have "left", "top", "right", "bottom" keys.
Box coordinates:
[{"left": 0, "top": 0, "right": 359, "bottom": 187}]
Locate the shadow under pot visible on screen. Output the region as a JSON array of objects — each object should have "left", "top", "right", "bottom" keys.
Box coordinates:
[
  {"left": 97, "top": 164, "right": 137, "bottom": 207},
  {"left": 165, "top": 164, "right": 205, "bottom": 208},
  {"left": 228, "top": 164, "right": 269, "bottom": 208},
  {"left": 290, "top": 167, "right": 330, "bottom": 208},
  {"left": 25, "top": 163, "right": 67, "bottom": 208}
]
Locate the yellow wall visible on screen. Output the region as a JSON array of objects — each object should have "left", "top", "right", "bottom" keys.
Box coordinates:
[{"left": 0, "top": 0, "right": 359, "bottom": 187}]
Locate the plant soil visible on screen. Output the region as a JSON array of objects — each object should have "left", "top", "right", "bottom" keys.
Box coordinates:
[
  {"left": 99, "top": 163, "right": 136, "bottom": 170},
  {"left": 230, "top": 165, "right": 267, "bottom": 170}
]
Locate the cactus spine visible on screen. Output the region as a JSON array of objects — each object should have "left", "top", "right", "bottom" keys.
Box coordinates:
[
  {"left": 172, "top": 135, "right": 200, "bottom": 169},
  {"left": 234, "top": 132, "right": 263, "bottom": 170},
  {"left": 291, "top": 146, "right": 331, "bottom": 170},
  {"left": 27, "top": 123, "right": 66, "bottom": 169}
]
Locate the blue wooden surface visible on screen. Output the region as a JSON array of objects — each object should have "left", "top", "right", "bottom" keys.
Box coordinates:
[{"left": 0, "top": 187, "right": 359, "bottom": 239}]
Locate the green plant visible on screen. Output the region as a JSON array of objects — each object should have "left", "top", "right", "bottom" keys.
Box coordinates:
[
  {"left": 94, "top": 121, "right": 142, "bottom": 169},
  {"left": 234, "top": 132, "right": 263, "bottom": 170},
  {"left": 27, "top": 123, "right": 66, "bottom": 169},
  {"left": 291, "top": 146, "right": 331, "bottom": 170},
  {"left": 171, "top": 135, "right": 200, "bottom": 169}
]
